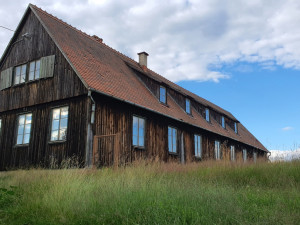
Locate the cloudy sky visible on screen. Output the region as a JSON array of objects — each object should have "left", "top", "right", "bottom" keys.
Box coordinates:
[{"left": 0, "top": 0, "right": 299, "bottom": 155}]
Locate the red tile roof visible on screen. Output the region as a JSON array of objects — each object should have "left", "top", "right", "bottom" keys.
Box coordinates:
[{"left": 30, "top": 4, "right": 268, "bottom": 152}]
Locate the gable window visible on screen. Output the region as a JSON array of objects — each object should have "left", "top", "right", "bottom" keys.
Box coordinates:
[
  {"left": 16, "top": 113, "right": 32, "bottom": 145},
  {"left": 132, "top": 116, "right": 145, "bottom": 147},
  {"left": 243, "top": 149, "right": 247, "bottom": 162},
  {"left": 221, "top": 116, "right": 225, "bottom": 128},
  {"left": 159, "top": 86, "right": 166, "bottom": 104},
  {"left": 230, "top": 145, "right": 235, "bottom": 161},
  {"left": 168, "top": 126, "right": 177, "bottom": 153},
  {"left": 50, "top": 106, "right": 69, "bottom": 141},
  {"left": 186, "top": 98, "right": 191, "bottom": 114},
  {"left": 234, "top": 122, "right": 238, "bottom": 133},
  {"left": 194, "top": 134, "right": 202, "bottom": 158},
  {"left": 29, "top": 59, "right": 41, "bottom": 81},
  {"left": 215, "top": 140, "right": 221, "bottom": 160},
  {"left": 205, "top": 108, "right": 210, "bottom": 122},
  {"left": 14, "top": 64, "right": 27, "bottom": 85},
  {"left": 253, "top": 152, "right": 257, "bottom": 163}
]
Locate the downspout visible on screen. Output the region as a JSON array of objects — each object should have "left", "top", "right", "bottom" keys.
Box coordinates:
[
  {"left": 85, "top": 89, "right": 95, "bottom": 168},
  {"left": 181, "top": 132, "right": 185, "bottom": 164}
]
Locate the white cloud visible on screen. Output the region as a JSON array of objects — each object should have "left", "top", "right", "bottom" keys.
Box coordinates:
[
  {"left": 269, "top": 149, "right": 300, "bottom": 162},
  {"left": 282, "top": 126, "right": 294, "bottom": 131},
  {"left": 1, "top": 0, "right": 300, "bottom": 82}
]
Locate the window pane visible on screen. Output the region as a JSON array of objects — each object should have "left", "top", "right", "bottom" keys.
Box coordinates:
[
  {"left": 160, "top": 87, "right": 166, "bottom": 103},
  {"left": 36, "top": 60, "right": 40, "bottom": 70},
  {"left": 15, "top": 75, "right": 20, "bottom": 84},
  {"left": 18, "top": 125, "right": 24, "bottom": 135},
  {"left": 30, "top": 62, "right": 35, "bottom": 72},
  {"left": 19, "top": 115, "right": 25, "bottom": 125},
  {"left": 23, "top": 134, "right": 30, "bottom": 144},
  {"left": 51, "top": 130, "right": 58, "bottom": 141},
  {"left": 139, "top": 136, "right": 144, "bottom": 146},
  {"left": 133, "top": 135, "right": 138, "bottom": 146},
  {"left": 52, "top": 120, "right": 59, "bottom": 131},
  {"left": 61, "top": 107, "right": 69, "bottom": 118},
  {"left": 29, "top": 71, "right": 34, "bottom": 81},
  {"left": 17, "top": 135, "right": 23, "bottom": 145},
  {"left": 168, "top": 134, "right": 172, "bottom": 151},
  {"left": 53, "top": 109, "right": 60, "bottom": 120},
  {"left": 60, "top": 118, "right": 68, "bottom": 129},
  {"left": 15, "top": 66, "right": 21, "bottom": 76},
  {"left": 35, "top": 69, "right": 40, "bottom": 79},
  {"left": 21, "top": 65, "right": 27, "bottom": 74},
  {"left": 25, "top": 124, "right": 31, "bottom": 134},
  {"left": 25, "top": 114, "right": 32, "bottom": 124},
  {"left": 20, "top": 74, "right": 26, "bottom": 83},
  {"left": 59, "top": 129, "right": 67, "bottom": 140},
  {"left": 172, "top": 135, "right": 176, "bottom": 152}
]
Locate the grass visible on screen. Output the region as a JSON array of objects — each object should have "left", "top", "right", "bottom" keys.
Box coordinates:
[{"left": 0, "top": 160, "right": 299, "bottom": 225}]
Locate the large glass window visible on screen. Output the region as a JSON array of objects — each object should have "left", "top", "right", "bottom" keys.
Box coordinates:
[
  {"left": 132, "top": 116, "right": 145, "bottom": 147},
  {"left": 215, "top": 140, "right": 221, "bottom": 160},
  {"left": 230, "top": 145, "right": 235, "bottom": 161},
  {"left": 14, "top": 64, "right": 27, "bottom": 85},
  {"left": 168, "top": 127, "right": 177, "bottom": 153},
  {"left": 16, "top": 113, "right": 32, "bottom": 145},
  {"left": 186, "top": 98, "right": 191, "bottom": 114},
  {"left": 159, "top": 86, "right": 166, "bottom": 104},
  {"left": 194, "top": 134, "right": 202, "bottom": 158},
  {"left": 51, "top": 106, "right": 69, "bottom": 141},
  {"left": 243, "top": 149, "right": 247, "bottom": 162},
  {"left": 205, "top": 108, "right": 210, "bottom": 122},
  {"left": 29, "top": 59, "right": 41, "bottom": 81}
]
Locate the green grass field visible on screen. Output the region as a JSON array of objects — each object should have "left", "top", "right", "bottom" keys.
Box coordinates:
[{"left": 0, "top": 161, "right": 299, "bottom": 225}]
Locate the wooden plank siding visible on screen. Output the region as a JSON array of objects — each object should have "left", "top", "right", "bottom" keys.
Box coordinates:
[
  {"left": 0, "top": 10, "right": 87, "bottom": 113},
  {"left": 92, "top": 93, "right": 267, "bottom": 167},
  {"left": 0, "top": 96, "right": 88, "bottom": 170}
]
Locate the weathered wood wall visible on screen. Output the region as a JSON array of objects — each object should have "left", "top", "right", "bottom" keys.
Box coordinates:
[{"left": 0, "top": 10, "right": 87, "bottom": 112}]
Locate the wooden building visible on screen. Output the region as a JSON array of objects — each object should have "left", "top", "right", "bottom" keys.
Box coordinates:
[{"left": 0, "top": 5, "right": 268, "bottom": 170}]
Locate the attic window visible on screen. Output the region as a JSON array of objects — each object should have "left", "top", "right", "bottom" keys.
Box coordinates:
[
  {"left": 29, "top": 59, "right": 41, "bottom": 81},
  {"left": 186, "top": 98, "right": 191, "bottom": 114},
  {"left": 205, "top": 108, "right": 210, "bottom": 122},
  {"left": 234, "top": 122, "right": 238, "bottom": 133},
  {"left": 14, "top": 64, "right": 27, "bottom": 85},
  {"left": 159, "top": 86, "right": 166, "bottom": 104},
  {"left": 221, "top": 116, "right": 225, "bottom": 128}
]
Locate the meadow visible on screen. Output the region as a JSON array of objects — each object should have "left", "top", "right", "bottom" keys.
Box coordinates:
[{"left": 0, "top": 160, "right": 299, "bottom": 225}]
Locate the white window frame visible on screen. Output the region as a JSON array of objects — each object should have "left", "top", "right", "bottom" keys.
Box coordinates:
[
  {"left": 132, "top": 115, "right": 145, "bottom": 148},
  {"left": 16, "top": 113, "right": 32, "bottom": 145},
  {"left": 221, "top": 116, "right": 225, "bottom": 128},
  {"left": 186, "top": 98, "right": 191, "bottom": 114},
  {"left": 159, "top": 86, "right": 166, "bottom": 104},
  {"left": 168, "top": 126, "right": 177, "bottom": 153},
  {"left": 29, "top": 59, "right": 41, "bottom": 81},
  {"left": 253, "top": 152, "right": 257, "bottom": 163},
  {"left": 50, "top": 106, "right": 69, "bottom": 142},
  {"left": 230, "top": 145, "right": 235, "bottom": 161},
  {"left": 215, "top": 140, "right": 221, "bottom": 160},
  {"left": 205, "top": 108, "right": 210, "bottom": 122},
  {"left": 14, "top": 64, "right": 27, "bottom": 85},
  {"left": 243, "top": 149, "right": 247, "bottom": 162},
  {"left": 194, "top": 134, "right": 202, "bottom": 158}
]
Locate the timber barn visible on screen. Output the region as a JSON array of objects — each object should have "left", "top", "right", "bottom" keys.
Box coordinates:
[{"left": 0, "top": 4, "right": 268, "bottom": 170}]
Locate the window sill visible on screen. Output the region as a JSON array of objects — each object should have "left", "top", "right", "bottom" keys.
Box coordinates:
[
  {"left": 168, "top": 152, "right": 178, "bottom": 156},
  {"left": 48, "top": 140, "right": 67, "bottom": 145},
  {"left": 159, "top": 102, "right": 169, "bottom": 107},
  {"left": 133, "top": 146, "right": 145, "bottom": 150},
  {"left": 14, "top": 144, "right": 29, "bottom": 148}
]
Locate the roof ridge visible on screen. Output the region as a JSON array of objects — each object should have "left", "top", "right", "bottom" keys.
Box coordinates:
[{"left": 30, "top": 4, "right": 139, "bottom": 67}]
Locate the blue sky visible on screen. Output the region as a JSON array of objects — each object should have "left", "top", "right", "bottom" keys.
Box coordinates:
[{"left": 0, "top": 0, "right": 299, "bottom": 153}]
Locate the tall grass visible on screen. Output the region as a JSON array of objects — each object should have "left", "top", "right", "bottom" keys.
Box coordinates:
[{"left": 0, "top": 161, "right": 299, "bottom": 224}]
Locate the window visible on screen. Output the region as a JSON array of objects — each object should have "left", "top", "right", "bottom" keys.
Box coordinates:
[
  {"left": 16, "top": 113, "right": 32, "bottom": 145},
  {"left": 29, "top": 59, "right": 41, "bottom": 81},
  {"left": 234, "top": 122, "right": 238, "bottom": 133},
  {"left": 0, "top": 118, "right": 2, "bottom": 134},
  {"left": 215, "top": 140, "right": 221, "bottom": 160},
  {"left": 243, "top": 149, "right": 247, "bottom": 162},
  {"left": 186, "top": 98, "right": 191, "bottom": 114},
  {"left": 205, "top": 108, "right": 210, "bottom": 122},
  {"left": 51, "top": 106, "right": 69, "bottom": 141},
  {"left": 159, "top": 86, "right": 166, "bottom": 104},
  {"left": 168, "top": 127, "right": 177, "bottom": 153},
  {"left": 221, "top": 116, "right": 225, "bottom": 128},
  {"left": 14, "top": 64, "right": 27, "bottom": 85},
  {"left": 230, "top": 145, "right": 235, "bottom": 161},
  {"left": 194, "top": 134, "right": 202, "bottom": 158},
  {"left": 253, "top": 152, "right": 257, "bottom": 163},
  {"left": 132, "top": 116, "right": 145, "bottom": 147}
]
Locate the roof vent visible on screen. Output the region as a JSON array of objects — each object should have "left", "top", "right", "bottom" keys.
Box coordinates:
[
  {"left": 92, "top": 35, "right": 103, "bottom": 43},
  {"left": 138, "top": 52, "right": 149, "bottom": 67}
]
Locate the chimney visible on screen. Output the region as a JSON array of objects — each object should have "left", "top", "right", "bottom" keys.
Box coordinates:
[
  {"left": 138, "top": 52, "right": 149, "bottom": 67},
  {"left": 92, "top": 35, "right": 103, "bottom": 43}
]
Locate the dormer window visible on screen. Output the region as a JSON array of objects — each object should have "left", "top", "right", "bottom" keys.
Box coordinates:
[
  {"left": 221, "top": 116, "right": 225, "bottom": 128},
  {"left": 205, "top": 108, "right": 210, "bottom": 122},
  {"left": 29, "top": 59, "right": 41, "bottom": 81},
  {"left": 159, "top": 86, "right": 166, "bottom": 104},
  {"left": 185, "top": 98, "right": 191, "bottom": 114},
  {"left": 14, "top": 64, "right": 27, "bottom": 85},
  {"left": 234, "top": 122, "right": 238, "bottom": 133}
]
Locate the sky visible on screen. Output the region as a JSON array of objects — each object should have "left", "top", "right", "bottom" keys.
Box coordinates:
[{"left": 0, "top": 0, "right": 299, "bottom": 157}]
